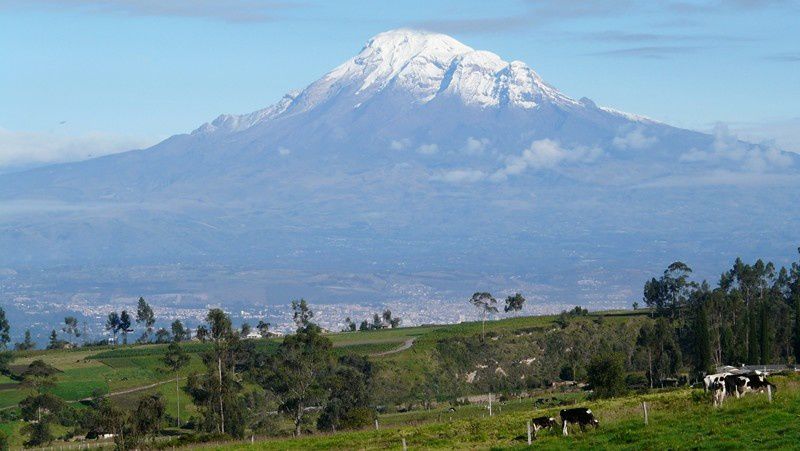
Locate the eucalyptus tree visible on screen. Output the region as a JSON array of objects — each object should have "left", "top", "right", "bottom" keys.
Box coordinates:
[
  {"left": 136, "top": 297, "right": 156, "bottom": 343},
  {"left": 120, "top": 310, "right": 132, "bottom": 345},
  {"left": 106, "top": 312, "right": 121, "bottom": 346},
  {"left": 470, "top": 292, "right": 498, "bottom": 341}
]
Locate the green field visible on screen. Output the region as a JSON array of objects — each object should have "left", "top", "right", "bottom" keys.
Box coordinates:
[
  {"left": 0, "top": 329, "right": 416, "bottom": 410},
  {"left": 201, "top": 375, "right": 800, "bottom": 450}
]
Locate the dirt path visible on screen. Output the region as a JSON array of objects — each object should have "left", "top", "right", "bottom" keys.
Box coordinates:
[
  {"left": 73, "top": 377, "right": 185, "bottom": 403},
  {"left": 370, "top": 337, "right": 417, "bottom": 357}
]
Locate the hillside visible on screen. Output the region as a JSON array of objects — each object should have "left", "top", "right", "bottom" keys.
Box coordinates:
[{"left": 2, "top": 305, "right": 798, "bottom": 449}]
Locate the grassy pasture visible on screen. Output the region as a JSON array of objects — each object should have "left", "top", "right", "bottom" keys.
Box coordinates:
[{"left": 201, "top": 375, "right": 799, "bottom": 450}]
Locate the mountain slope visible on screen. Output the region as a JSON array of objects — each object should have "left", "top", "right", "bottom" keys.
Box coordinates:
[{"left": 0, "top": 29, "right": 798, "bottom": 307}]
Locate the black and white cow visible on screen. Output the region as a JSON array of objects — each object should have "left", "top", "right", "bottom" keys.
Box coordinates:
[
  {"left": 530, "top": 416, "right": 556, "bottom": 439},
  {"left": 703, "top": 372, "right": 731, "bottom": 392},
  {"left": 560, "top": 407, "right": 599, "bottom": 436},
  {"left": 723, "top": 374, "right": 750, "bottom": 399},
  {"left": 741, "top": 373, "right": 776, "bottom": 396},
  {"left": 710, "top": 380, "right": 726, "bottom": 407}
]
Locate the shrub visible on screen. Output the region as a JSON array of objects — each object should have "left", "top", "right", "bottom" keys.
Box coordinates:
[{"left": 587, "top": 352, "right": 626, "bottom": 399}]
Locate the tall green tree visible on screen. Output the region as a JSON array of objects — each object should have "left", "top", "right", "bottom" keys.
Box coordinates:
[
  {"left": 186, "top": 308, "right": 248, "bottom": 437},
  {"left": 163, "top": 341, "right": 190, "bottom": 427},
  {"left": 106, "top": 311, "right": 121, "bottom": 346},
  {"left": 120, "top": 310, "right": 132, "bottom": 345},
  {"left": 208, "top": 308, "right": 232, "bottom": 434},
  {"left": 136, "top": 297, "right": 156, "bottom": 343},
  {"left": 260, "top": 325, "right": 333, "bottom": 436},
  {"left": 171, "top": 319, "right": 188, "bottom": 342},
  {"left": 692, "top": 294, "right": 712, "bottom": 375},
  {"left": 291, "top": 299, "right": 314, "bottom": 331},
  {"left": 470, "top": 292, "right": 498, "bottom": 341},
  {"left": 643, "top": 262, "right": 695, "bottom": 318}
]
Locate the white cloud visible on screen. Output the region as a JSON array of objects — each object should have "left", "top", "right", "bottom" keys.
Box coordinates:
[
  {"left": 0, "top": 127, "right": 151, "bottom": 169},
  {"left": 679, "top": 123, "right": 793, "bottom": 171},
  {"left": 417, "top": 143, "right": 439, "bottom": 155},
  {"left": 431, "top": 169, "right": 486, "bottom": 183},
  {"left": 278, "top": 146, "right": 291, "bottom": 156},
  {"left": 730, "top": 117, "right": 800, "bottom": 154},
  {"left": 390, "top": 138, "right": 411, "bottom": 151},
  {"left": 463, "top": 137, "right": 489, "bottom": 155},
  {"left": 612, "top": 128, "right": 657, "bottom": 150},
  {"left": 491, "top": 139, "right": 602, "bottom": 181}
]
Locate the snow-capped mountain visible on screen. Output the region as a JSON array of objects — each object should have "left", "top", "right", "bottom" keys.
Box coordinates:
[
  {"left": 194, "top": 29, "right": 609, "bottom": 136},
  {"left": 0, "top": 29, "right": 798, "bottom": 308}
]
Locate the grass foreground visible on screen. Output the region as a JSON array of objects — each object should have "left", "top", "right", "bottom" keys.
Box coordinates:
[{"left": 199, "top": 375, "right": 800, "bottom": 450}]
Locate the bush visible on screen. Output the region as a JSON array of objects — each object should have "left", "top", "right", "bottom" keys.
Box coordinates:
[
  {"left": 625, "top": 372, "right": 649, "bottom": 389},
  {"left": 587, "top": 352, "right": 626, "bottom": 399}
]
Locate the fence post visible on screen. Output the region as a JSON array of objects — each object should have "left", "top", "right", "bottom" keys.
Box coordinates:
[
  {"left": 767, "top": 385, "right": 773, "bottom": 403},
  {"left": 527, "top": 420, "right": 532, "bottom": 445},
  {"left": 642, "top": 401, "right": 649, "bottom": 425},
  {"left": 488, "top": 393, "right": 493, "bottom": 417},
  {"left": 375, "top": 419, "right": 379, "bottom": 430},
  {"left": 402, "top": 437, "right": 407, "bottom": 451}
]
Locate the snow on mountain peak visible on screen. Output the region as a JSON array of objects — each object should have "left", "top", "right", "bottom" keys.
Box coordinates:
[
  {"left": 194, "top": 29, "right": 601, "bottom": 135},
  {"left": 289, "top": 28, "right": 579, "bottom": 112}
]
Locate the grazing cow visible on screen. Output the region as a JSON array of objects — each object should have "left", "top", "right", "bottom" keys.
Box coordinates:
[
  {"left": 741, "top": 374, "right": 776, "bottom": 395},
  {"left": 723, "top": 374, "right": 750, "bottom": 399},
  {"left": 530, "top": 416, "right": 556, "bottom": 439},
  {"left": 560, "top": 408, "right": 599, "bottom": 436},
  {"left": 710, "top": 380, "right": 726, "bottom": 407},
  {"left": 703, "top": 372, "right": 730, "bottom": 392}
]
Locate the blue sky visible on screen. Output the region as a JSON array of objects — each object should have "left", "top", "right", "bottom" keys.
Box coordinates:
[{"left": 1, "top": 0, "right": 798, "bottom": 167}]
